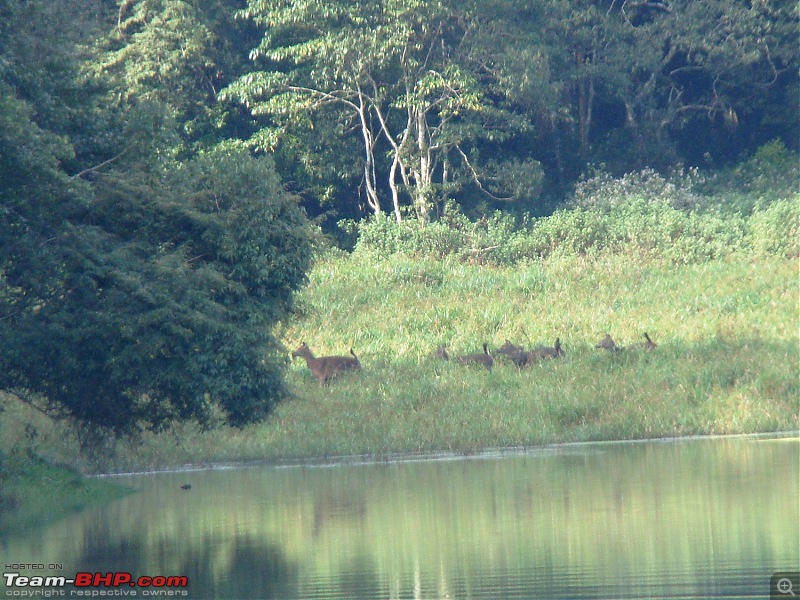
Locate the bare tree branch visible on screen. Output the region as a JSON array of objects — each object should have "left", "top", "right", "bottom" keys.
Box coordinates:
[
  {"left": 7, "top": 389, "right": 63, "bottom": 421},
  {"left": 69, "top": 145, "right": 132, "bottom": 180},
  {"left": 455, "top": 145, "right": 515, "bottom": 202}
]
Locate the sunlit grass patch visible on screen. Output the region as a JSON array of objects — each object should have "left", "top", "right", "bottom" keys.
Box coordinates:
[{"left": 2, "top": 251, "right": 796, "bottom": 474}]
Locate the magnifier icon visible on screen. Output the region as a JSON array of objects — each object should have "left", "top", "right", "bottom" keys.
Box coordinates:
[{"left": 778, "top": 578, "right": 796, "bottom": 596}]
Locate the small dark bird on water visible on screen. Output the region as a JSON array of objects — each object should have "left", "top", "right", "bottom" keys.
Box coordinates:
[{"left": 180, "top": 484, "right": 192, "bottom": 490}]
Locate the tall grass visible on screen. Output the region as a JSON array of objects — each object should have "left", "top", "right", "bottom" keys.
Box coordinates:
[
  {"left": 2, "top": 166, "right": 797, "bottom": 473},
  {"left": 4, "top": 250, "right": 795, "bottom": 473}
]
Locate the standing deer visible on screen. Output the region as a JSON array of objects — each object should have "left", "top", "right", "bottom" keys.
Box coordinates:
[{"left": 291, "top": 342, "right": 361, "bottom": 385}]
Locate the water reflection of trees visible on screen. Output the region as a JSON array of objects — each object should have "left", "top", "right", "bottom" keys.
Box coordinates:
[
  {"left": 73, "top": 532, "right": 299, "bottom": 599},
  {"left": 193, "top": 536, "right": 299, "bottom": 599},
  {"left": 7, "top": 439, "right": 797, "bottom": 599}
]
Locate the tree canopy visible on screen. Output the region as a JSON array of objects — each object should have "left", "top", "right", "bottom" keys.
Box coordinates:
[
  {"left": 227, "top": 0, "right": 797, "bottom": 219},
  {"left": 0, "top": 0, "right": 314, "bottom": 441},
  {"left": 223, "top": 0, "right": 539, "bottom": 222}
]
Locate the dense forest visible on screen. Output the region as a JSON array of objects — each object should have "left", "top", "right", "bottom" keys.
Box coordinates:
[{"left": 0, "top": 0, "right": 797, "bottom": 441}]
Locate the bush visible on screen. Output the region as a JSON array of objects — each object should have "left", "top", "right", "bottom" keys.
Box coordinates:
[
  {"left": 346, "top": 206, "right": 549, "bottom": 265},
  {"left": 525, "top": 200, "right": 746, "bottom": 263},
  {"left": 699, "top": 140, "right": 800, "bottom": 214},
  {"left": 748, "top": 196, "right": 800, "bottom": 258},
  {"left": 346, "top": 166, "right": 794, "bottom": 266},
  {"left": 349, "top": 199, "right": 752, "bottom": 266},
  {"left": 570, "top": 166, "right": 705, "bottom": 212}
]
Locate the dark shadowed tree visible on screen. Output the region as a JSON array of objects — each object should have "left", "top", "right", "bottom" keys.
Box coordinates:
[
  {"left": 0, "top": 0, "right": 316, "bottom": 442},
  {"left": 1, "top": 144, "right": 314, "bottom": 440}
]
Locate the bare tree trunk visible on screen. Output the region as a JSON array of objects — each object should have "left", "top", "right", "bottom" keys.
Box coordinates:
[
  {"left": 576, "top": 51, "right": 592, "bottom": 162},
  {"left": 356, "top": 88, "right": 381, "bottom": 215},
  {"left": 412, "top": 107, "right": 432, "bottom": 223},
  {"left": 372, "top": 96, "right": 411, "bottom": 222},
  {"left": 437, "top": 150, "right": 450, "bottom": 218},
  {"left": 388, "top": 152, "right": 403, "bottom": 222}
]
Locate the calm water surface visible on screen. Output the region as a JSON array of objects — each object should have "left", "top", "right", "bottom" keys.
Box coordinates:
[{"left": 2, "top": 435, "right": 797, "bottom": 599}]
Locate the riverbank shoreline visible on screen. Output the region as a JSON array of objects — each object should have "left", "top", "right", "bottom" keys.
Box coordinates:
[
  {"left": 4, "top": 431, "right": 795, "bottom": 539},
  {"left": 94, "top": 430, "right": 800, "bottom": 478},
  {"left": 0, "top": 453, "right": 133, "bottom": 537}
]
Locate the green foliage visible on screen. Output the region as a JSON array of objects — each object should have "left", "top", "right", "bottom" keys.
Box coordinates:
[
  {"left": 345, "top": 207, "right": 535, "bottom": 264},
  {"left": 101, "top": 0, "right": 214, "bottom": 105},
  {"left": 1, "top": 1, "right": 317, "bottom": 442},
  {"left": 93, "top": 0, "right": 257, "bottom": 151},
  {"left": 1, "top": 148, "right": 315, "bottom": 439},
  {"left": 226, "top": 0, "right": 538, "bottom": 220},
  {"left": 748, "top": 197, "right": 800, "bottom": 258},
  {"left": 0, "top": 449, "right": 131, "bottom": 535},
  {"left": 348, "top": 166, "right": 798, "bottom": 266},
  {"left": 528, "top": 200, "right": 748, "bottom": 263},
  {"left": 481, "top": 157, "right": 546, "bottom": 203},
  {"left": 698, "top": 140, "right": 800, "bottom": 214},
  {"left": 570, "top": 167, "right": 705, "bottom": 211},
  {"left": 0, "top": 82, "right": 74, "bottom": 202},
  {"left": 0, "top": 0, "right": 111, "bottom": 137},
  {"left": 226, "top": 0, "right": 797, "bottom": 219}
]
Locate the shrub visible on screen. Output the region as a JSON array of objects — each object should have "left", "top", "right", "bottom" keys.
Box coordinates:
[
  {"left": 699, "top": 140, "right": 800, "bottom": 214},
  {"left": 346, "top": 168, "right": 793, "bottom": 266},
  {"left": 570, "top": 166, "right": 705, "bottom": 212},
  {"left": 0, "top": 149, "right": 315, "bottom": 440},
  {"left": 748, "top": 195, "right": 800, "bottom": 258},
  {"left": 526, "top": 200, "right": 746, "bottom": 263},
  {"left": 346, "top": 205, "right": 533, "bottom": 264}
]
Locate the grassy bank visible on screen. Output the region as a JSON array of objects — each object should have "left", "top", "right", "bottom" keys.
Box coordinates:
[
  {"left": 272, "top": 252, "right": 798, "bottom": 453},
  {"left": 3, "top": 248, "right": 795, "bottom": 473},
  {"left": 0, "top": 450, "right": 132, "bottom": 535}
]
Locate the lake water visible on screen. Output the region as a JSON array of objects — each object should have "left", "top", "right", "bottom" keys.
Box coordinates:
[{"left": 2, "top": 435, "right": 797, "bottom": 599}]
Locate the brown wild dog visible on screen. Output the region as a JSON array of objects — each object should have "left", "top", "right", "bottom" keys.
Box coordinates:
[
  {"left": 455, "top": 343, "right": 494, "bottom": 370},
  {"left": 522, "top": 338, "right": 565, "bottom": 366},
  {"left": 595, "top": 333, "right": 623, "bottom": 352},
  {"left": 291, "top": 342, "right": 361, "bottom": 385},
  {"left": 496, "top": 339, "right": 528, "bottom": 366},
  {"left": 497, "top": 339, "right": 525, "bottom": 357},
  {"left": 630, "top": 332, "right": 657, "bottom": 350},
  {"left": 431, "top": 345, "right": 450, "bottom": 360},
  {"left": 496, "top": 339, "right": 527, "bottom": 364},
  {"left": 537, "top": 338, "right": 565, "bottom": 359}
]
